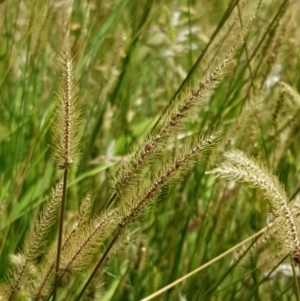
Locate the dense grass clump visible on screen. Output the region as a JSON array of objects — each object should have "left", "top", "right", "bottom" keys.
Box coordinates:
[{"left": 1, "top": 0, "right": 300, "bottom": 300}]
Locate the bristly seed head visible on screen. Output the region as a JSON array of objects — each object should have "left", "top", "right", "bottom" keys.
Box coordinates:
[
  {"left": 52, "top": 50, "right": 81, "bottom": 169},
  {"left": 209, "top": 149, "right": 300, "bottom": 259}
]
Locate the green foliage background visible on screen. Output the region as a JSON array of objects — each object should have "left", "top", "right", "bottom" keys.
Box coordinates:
[{"left": 1, "top": 0, "right": 300, "bottom": 300}]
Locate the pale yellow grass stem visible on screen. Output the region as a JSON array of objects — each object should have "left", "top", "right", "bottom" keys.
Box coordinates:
[{"left": 141, "top": 227, "right": 268, "bottom": 301}]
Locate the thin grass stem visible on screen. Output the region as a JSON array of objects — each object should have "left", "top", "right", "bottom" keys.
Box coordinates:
[
  {"left": 75, "top": 227, "right": 123, "bottom": 301},
  {"left": 290, "top": 255, "right": 300, "bottom": 301},
  {"left": 53, "top": 168, "right": 68, "bottom": 301},
  {"left": 140, "top": 227, "right": 267, "bottom": 301}
]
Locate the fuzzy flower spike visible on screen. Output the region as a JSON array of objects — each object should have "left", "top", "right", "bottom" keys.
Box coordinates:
[
  {"left": 52, "top": 50, "right": 81, "bottom": 170},
  {"left": 208, "top": 149, "right": 300, "bottom": 263}
]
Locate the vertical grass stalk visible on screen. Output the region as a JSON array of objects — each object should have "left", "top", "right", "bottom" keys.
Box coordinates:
[
  {"left": 53, "top": 169, "right": 68, "bottom": 301},
  {"left": 52, "top": 51, "right": 81, "bottom": 300},
  {"left": 290, "top": 255, "right": 300, "bottom": 301}
]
